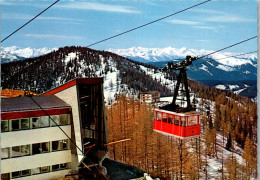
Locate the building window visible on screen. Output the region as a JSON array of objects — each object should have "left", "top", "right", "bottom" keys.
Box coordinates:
[
  {"left": 41, "top": 166, "right": 50, "bottom": 173},
  {"left": 1, "top": 173, "right": 10, "bottom": 180},
  {"left": 11, "top": 170, "right": 31, "bottom": 178},
  {"left": 11, "top": 119, "right": 20, "bottom": 131},
  {"left": 21, "top": 169, "right": 30, "bottom": 177},
  {"left": 21, "top": 145, "right": 30, "bottom": 156},
  {"left": 42, "top": 142, "right": 50, "bottom": 153},
  {"left": 60, "top": 163, "right": 69, "bottom": 169},
  {"left": 11, "top": 146, "right": 21, "bottom": 157},
  {"left": 32, "top": 142, "right": 50, "bottom": 155},
  {"left": 21, "top": 118, "right": 30, "bottom": 129},
  {"left": 32, "top": 116, "right": 49, "bottom": 128},
  {"left": 52, "top": 164, "right": 60, "bottom": 171},
  {"left": 1, "top": 147, "right": 9, "bottom": 159},
  {"left": 52, "top": 140, "right": 68, "bottom": 151},
  {"left": 11, "top": 171, "right": 20, "bottom": 178},
  {"left": 50, "top": 115, "right": 60, "bottom": 126},
  {"left": 32, "top": 117, "right": 40, "bottom": 128},
  {"left": 31, "top": 167, "right": 41, "bottom": 175},
  {"left": 40, "top": 116, "right": 50, "bottom": 127},
  {"left": 52, "top": 163, "right": 70, "bottom": 171},
  {"left": 1, "top": 120, "right": 9, "bottom": 132},
  {"left": 60, "top": 114, "right": 69, "bottom": 125},
  {"left": 5, "top": 163, "right": 71, "bottom": 179}
]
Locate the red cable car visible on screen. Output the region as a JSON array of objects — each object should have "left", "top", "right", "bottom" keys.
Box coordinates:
[
  {"left": 153, "top": 109, "right": 200, "bottom": 139},
  {"left": 154, "top": 55, "right": 200, "bottom": 138}
]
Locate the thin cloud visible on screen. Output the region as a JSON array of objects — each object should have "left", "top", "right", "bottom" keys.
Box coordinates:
[
  {"left": 193, "top": 26, "right": 216, "bottom": 30},
  {"left": 166, "top": 19, "right": 201, "bottom": 25},
  {"left": 191, "top": 8, "right": 256, "bottom": 23},
  {"left": 197, "top": 39, "right": 209, "bottom": 42},
  {"left": 203, "top": 15, "right": 256, "bottom": 23},
  {"left": 2, "top": 12, "right": 84, "bottom": 22},
  {"left": 56, "top": 2, "right": 141, "bottom": 14},
  {"left": 24, "top": 34, "right": 81, "bottom": 40}
]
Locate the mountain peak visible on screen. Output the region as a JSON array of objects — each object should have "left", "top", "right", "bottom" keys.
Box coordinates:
[{"left": 1, "top": 46, "right": 57, "bottom": 58}]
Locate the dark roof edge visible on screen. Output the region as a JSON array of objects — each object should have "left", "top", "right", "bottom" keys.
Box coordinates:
[{"left": 42, "top": 78, "right": 104, "bottom": 96}]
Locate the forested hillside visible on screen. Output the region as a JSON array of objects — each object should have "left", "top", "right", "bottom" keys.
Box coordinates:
[
  {"left": 2, "top": 46, "right": 172, "bottom": 96},
  {"left": 106, "top": 95, "right": 257, "bottom": 179},
  {"left": 1, "top": 45, "right": 257, "bottom": 179}
]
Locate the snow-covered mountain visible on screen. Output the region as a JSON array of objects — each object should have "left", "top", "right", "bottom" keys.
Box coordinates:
[
  {"left": 1, "top": 46, "right": 257, "bottom": 98},
  {"left": 1, "top": 46, "right": 57, "bottom": 63},
  {"left": 108, "top": 47, "right": 257, "bottom": 98},
  {"left": 108, "top": 46, "right": 257, "bottom": 66}
]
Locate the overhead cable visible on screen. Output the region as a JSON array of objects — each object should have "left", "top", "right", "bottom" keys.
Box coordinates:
[
  {"left": 198, "top": 50, "right": 257, "bottom": 65},
  {"left": 1, "top": 0, "right": 60, "bottom": 43},
  {"left": 197, "top": 36, "right": 257, "bottom": 60},
  {"left": 212, "top": 50, "right": 257, "bottom": 61},
  {"left": 86, "top": 0, "right": 212, "bottom": 48},
  {"left": 30, "top": 96, "right": 85, "bottom": 156}
]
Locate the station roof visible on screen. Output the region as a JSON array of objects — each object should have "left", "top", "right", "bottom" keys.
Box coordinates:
[
  {"left": 42, "top": 78, "right": 103, "bottom": 96},
  {"left": 2, "top": 95, "right": 70, "bottom": 113}
]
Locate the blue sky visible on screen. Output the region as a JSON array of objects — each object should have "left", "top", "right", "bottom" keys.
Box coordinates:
[{"left": 1, "top": 0, "right": 257, "bottom": 53}]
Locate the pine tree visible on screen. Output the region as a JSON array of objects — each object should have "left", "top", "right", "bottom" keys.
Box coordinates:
[{"left": 242, "top": 134, "right": 257, "bottom": 178}]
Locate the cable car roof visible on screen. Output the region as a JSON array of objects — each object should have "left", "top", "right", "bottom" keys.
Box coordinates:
[{"left": 155, "top": 108, "right": 199, "bottom": 116}]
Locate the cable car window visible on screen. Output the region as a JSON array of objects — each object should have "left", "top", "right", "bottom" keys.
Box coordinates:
[
  {"left": 168, "top": 115, "right": 173, "bottom": 124},
  {"left": 162, "top": 113, "right": 167, "bottom": 122},
  {"left": 181, "top": 117, "right": 187, "bottom": 127},
  {"left": 188, "top": 116, "right": 197, "bottom": 126},
  {"left": 157, "top": 112, "right": 162, "bottom": 121},
  {"left": 174, "top": 115, "right": 179, "bottom": 125}
]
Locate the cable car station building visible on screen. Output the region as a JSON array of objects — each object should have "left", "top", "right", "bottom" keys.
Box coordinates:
[{"left": 1, "top": 78, "right": 108, "bottom": 180}]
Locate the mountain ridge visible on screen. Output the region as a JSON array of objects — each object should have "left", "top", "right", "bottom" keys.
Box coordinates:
[{"left": 1, "top": 46, "right": 257, "bottom": 98}]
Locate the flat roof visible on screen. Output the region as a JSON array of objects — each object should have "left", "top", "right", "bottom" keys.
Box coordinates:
[
  {"left": 42, "top": 78, "right": 103, "bottom": 95},
  {"left": 2, "top": 95, "right": 70, "bottom": 113}
]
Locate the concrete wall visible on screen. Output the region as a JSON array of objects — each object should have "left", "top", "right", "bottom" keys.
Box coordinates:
[
  {"left": 52, "top": 85, "right": 84, "bottom": 169},
  {"left": 1, "top": 126, "right": 71, "bottom": 148},
  {"left": 1, "top": 150, "right": 71, "bottom": 174},
  {"left": 13, "top": 170, "right": 71, "bottom": 180}
]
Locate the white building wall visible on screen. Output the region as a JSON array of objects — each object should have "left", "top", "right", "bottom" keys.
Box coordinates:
[
  {"left": 1, "top": 150, "right": 71, "bottom": 174},
  {"left": 51, "top": 86, "right": 84, "bottom": 167},
  {"left": 1, "top": 126, "right": 71, "bottom": 148},
  {"left": 14, "top": 170, "right": 71, "bottom": 180}
]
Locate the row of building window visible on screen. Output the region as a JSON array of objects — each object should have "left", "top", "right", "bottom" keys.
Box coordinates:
[
  {"left": 1, "top": 162, "right": 71, "bottom": 180},
  {"left": 1, "top": 114, "right": 70, "bottom": 132},
  {"left": 1, "top": 139, "right": 69, "bottom": 159}
]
